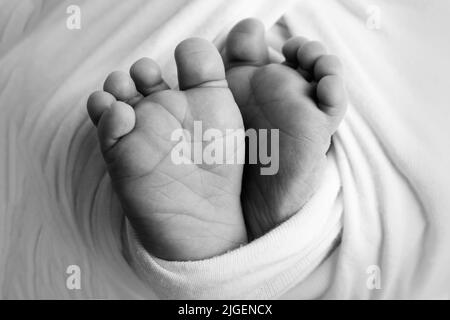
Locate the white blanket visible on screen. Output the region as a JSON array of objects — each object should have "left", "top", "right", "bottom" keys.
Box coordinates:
[{"left": 1, "top": 0, "right": 449, "bottom": 299}]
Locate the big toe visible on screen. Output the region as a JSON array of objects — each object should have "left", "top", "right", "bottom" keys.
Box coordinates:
[
  {"left": 175, "top": 37, "right": 227, "bottom": 90},
  {"left": 225, "top": 18, "right": 269, "bottom": 68}
]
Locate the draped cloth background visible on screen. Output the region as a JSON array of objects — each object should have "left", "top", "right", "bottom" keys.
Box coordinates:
[{"left": 1, "top": 0, "right": 449, "bottom": 299}]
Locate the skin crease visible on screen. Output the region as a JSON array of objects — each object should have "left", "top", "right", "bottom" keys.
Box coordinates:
[{"left": 87, "top": 19, "right": 347, "bottom": 261}]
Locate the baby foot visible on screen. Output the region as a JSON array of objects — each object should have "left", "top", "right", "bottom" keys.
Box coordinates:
[
  {"left": 224, "top": 19, "right": 347, "bottom": 239},
  {"left": 87, "top": 38, "right": 247, "bottom": 261}
]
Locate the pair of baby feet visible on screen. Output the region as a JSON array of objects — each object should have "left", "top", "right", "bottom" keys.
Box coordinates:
[{"left": 87, "top": 19, "right": 347, "bottom": 261}]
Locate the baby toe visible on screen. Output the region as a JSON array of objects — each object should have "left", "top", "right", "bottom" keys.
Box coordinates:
[
  {"left": 314, "top": 55, "right": 343, "bottom": 80},
  {"left": 104, "top": 71, "right": 142, "bottom": 105},
  {"left": 282, "top": 36, "right": 309, "bottom": 66},
  {"left": 87, "top": 91, "right": 116, "bottom": 126},
  {"left": 225, "top": 18, "right": 269, "bottom": 68},
  {"left": 130, "top": 58, "right": 169, "bottom": 96},
  {"left": 97, "top": 101, "right": 136, "bottom": 154},
  {"left": 297, "top": 41, "right": 327, "bottom": 71},
  {"left": 175, "top": 37, "right": 227, "bottom": 90},
  {"left": 316, "top": 75, "right": 347, "bottom": 119}
]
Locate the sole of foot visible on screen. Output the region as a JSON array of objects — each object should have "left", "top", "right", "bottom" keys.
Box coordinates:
[
  {"left": 87, "top": 38, "right": 247, "bottom": 261},
  {"left": 224, "top": 18, "right": 347, "bottom": 239}
]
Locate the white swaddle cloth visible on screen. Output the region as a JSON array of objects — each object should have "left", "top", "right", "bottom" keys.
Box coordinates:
[
  {"left": 126, "top": 152, "right": 343, "bottom": 299},
  {"left": 1, "top": 0, "right": 450, "bottom": 299}
]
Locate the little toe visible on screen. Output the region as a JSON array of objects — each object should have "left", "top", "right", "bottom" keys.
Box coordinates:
[
  {"left": 104, "top": 71, "right": 142, "bottom": 105},
  {"left": 97, "top": 101, "right": 136, "bottom": 154},
  {"left": 175, "top": 37, "right": 227, "bottom": 90},
  {"left": 313, "top": 55, "right": 343, "bottom": 80},
  {"left": 87, "top": 91, "right": 116, "bottom": 126},
  {"left": 225, "top": 18, "right": 269, "bottom": 68},
  {"left": 130, "top": 58, "right": 169, "bottom": 96},
  {"left": 282, "top": 36, "right": 309, "bottom": 66},
  {"left": 316, "top": 75, "right": 347, "bottom": 119},
  {"left": 297, "top": 41, "right": 327, "bottom": 71}
]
